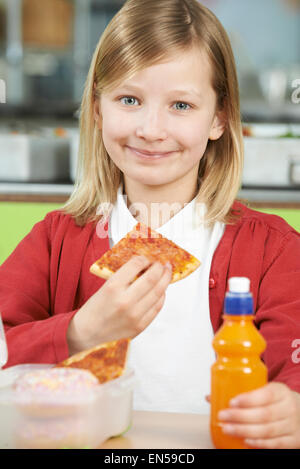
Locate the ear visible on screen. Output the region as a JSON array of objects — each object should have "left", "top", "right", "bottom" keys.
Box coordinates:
[
  {"left": 209, "top": 109, "right": 227, "bottom": 141},
  {"left": 93, "top": 83, "right": 102, "bottom": 129}
]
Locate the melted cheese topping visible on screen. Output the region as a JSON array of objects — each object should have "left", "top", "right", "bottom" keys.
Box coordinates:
[{"left": 99, "top": 222, "right": 196, "bottom": 275}]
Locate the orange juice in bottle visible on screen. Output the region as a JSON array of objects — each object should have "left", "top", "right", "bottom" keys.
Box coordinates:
[{"left": 210, "top": 277, "right": 267, "bottom": 449}]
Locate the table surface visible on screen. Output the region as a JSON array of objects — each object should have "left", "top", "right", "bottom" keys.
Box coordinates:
[{"left": 100, "top": 411, "right": 214, "bottom": 449}]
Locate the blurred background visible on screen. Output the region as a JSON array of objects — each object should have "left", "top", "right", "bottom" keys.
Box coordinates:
[{"left": 0, "top": 0, "right": 300, "bottom": 263}]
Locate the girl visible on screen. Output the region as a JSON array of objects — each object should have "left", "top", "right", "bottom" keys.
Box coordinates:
[{"left": 1, "top": 0, "right": 300, "bottom": 449}]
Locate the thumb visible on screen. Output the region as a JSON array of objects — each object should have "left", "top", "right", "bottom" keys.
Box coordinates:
[{"left": 205, "top": 395, "right": 211, "bottom": 403}]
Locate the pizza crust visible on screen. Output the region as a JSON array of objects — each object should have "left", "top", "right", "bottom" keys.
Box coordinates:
[
  {"left": 171, "top": 259, "right": 201, "bottom": 283},
  {"left": 89, "top": 263, "right": 113, "bottom": 280},
  {"left": 56, "top": 338, "right": 130, "bottom": 384}
]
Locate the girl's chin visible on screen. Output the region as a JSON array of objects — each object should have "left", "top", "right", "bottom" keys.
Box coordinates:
[{"left": 124, "top": 173, "right": 175, "bottom": 188}]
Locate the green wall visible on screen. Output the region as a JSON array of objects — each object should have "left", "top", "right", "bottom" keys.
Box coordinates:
[
  {"left": 0, "top": 202, "right": 62, "bottom": 265},
  {"left": 256, "top": 208, "right": 300, "bottom": 233},
  {"left": 0, "top": 202, "right": 299, "bottom": 265}
]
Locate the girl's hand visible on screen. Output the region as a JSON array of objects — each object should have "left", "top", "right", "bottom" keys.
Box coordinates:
[
  {"left": 67, "top": 256, "right": 172, "bottom": 355},
  {"left": 217, "top": 382, "right": 300, "bottom": 449}
]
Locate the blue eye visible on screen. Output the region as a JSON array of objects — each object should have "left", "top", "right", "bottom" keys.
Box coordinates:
[
  {"left": 120, "top": 96, "right": 139, "bottom": 106},
  {"left": 174, "top": 102, "right": 191, "bottom": 111}
]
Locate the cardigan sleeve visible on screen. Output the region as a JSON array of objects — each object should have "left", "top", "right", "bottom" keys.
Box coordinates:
[
  {"left": 255, "top": 229, "right": 300, "bottom": 393},
  {"left": 0, "top": 213, "right": 77, "bottom": 367}
]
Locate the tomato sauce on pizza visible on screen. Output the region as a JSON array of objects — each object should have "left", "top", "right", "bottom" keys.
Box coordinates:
[{"left": 90, "top": 223, "right": 201, "bottom": 284}]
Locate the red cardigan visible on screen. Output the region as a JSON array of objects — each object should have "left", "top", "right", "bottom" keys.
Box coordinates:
[{"left": 1, "top": 202, "right": 300, "bottom": 392}]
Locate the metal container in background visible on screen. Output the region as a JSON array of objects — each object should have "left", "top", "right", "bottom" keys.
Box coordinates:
[
  {"left": 0, "top": 133, "right": 70, "bottom": 182},
  {"left": 243, "top": 124, "right": 300, "bottom": 188}
]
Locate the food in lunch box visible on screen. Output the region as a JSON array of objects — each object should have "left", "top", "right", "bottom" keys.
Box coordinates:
[
  {"left": 15, "top": 416, "right": 94, "bottom": 449},
  {"left": 13, "top": 367, "right": 98, "bottom": 414},
  {"left": 13, "top": 368, "right": 100, "bottom": 449},
  {"left": 56, "top": 338, "right": 130, "bottom": 384},
  {"left": 90, "top": 222, "right": 201, "bottom": 283}
]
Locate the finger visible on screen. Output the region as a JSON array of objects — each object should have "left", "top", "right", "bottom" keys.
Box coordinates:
[
  {"left": 229, "top": 383, "right": 288, "bottom": 408},
  {"left": 134, "top": 292, "right": 166, "bottom": 333},
  {"left": 205, "top": 395, "right": 211, "bottom": 403},
  {"left": 221, "top": 418, "right": 292, "bottom": 441},
  {"left": 245, "top": 435, "right": 296, "bottom": 450},
  {"left": 218, "top": 400, "right": 289, "bottom": 424},
  {"left": 127, "top": 261, "right": 172, "bottom": 303},
  {"left": 110, "top": 255, "right": 152, "bottom": 287},
  {"left": 138, "top": 263, "right": 172, "bottom": 308}
]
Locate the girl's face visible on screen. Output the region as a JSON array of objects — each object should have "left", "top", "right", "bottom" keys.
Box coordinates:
[{"left": 97, "top": 47, "right": 225, "bottom": 194}]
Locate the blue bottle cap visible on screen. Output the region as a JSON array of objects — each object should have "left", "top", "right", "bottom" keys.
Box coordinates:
[
  {"left": 224, "top": 277, "right": 253, "bottom": 315},
  {"left": 224, "top": 292, "right": 253, "bottom": 315}
]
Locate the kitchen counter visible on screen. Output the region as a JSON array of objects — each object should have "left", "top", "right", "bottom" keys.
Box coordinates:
[
  {"left": 239, "top": 187, "right": 300, "bottom": 208},
  {"left": 241, "top": 99, "right": 300, "bottom": 124},
  {"left": 1, "top": 182, "right": 300, "bottom": 208},
  {"left": 100, "top": 410, "right": 213, "bottom": 449},
  {"left": 0, "top": 182, "right": 73, "bottom": 203}
]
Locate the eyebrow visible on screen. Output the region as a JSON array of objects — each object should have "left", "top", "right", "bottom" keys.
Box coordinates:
[{"left": 116, "top": 84, "right": 203, "bottom": 99}]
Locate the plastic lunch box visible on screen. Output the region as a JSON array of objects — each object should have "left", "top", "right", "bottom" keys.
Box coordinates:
[{"left": 0, "top": 364, "right": 134, "bottom": 449}]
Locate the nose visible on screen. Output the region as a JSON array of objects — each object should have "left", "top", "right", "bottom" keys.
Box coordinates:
[{"left": 136, "top": 106, "right": 167, "bottom": 141}]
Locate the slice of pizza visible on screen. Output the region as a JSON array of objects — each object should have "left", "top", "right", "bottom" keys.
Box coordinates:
[
  {"left": 56, "top": 338, "right": 130, "bottom": 384},
  {"left": 90, "top": 222, "right": 201, "bottom": 283}
]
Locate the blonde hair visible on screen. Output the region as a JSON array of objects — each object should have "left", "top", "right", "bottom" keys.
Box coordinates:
[{"left": 62, "top": 0, "right": 244, "bottom": 226}]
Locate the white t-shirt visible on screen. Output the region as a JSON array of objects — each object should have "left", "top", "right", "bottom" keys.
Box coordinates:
[{"left": 110, "top": 187, "right": 225, "bottom": 414}]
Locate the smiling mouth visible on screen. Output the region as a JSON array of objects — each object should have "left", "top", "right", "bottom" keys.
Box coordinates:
[{"left": 127, "top": 146, "right": 177, "bottom": 159}]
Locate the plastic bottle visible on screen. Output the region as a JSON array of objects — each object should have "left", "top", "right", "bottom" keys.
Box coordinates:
[{"left": 210, "top": 277, "right": 267, "bottom": 449}]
